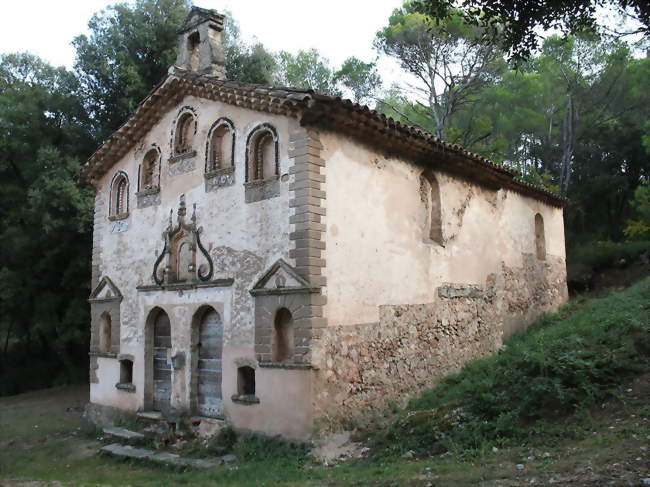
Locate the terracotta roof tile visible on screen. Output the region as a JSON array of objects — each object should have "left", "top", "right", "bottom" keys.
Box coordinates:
[{"left": 81, "top": 68, "right": 566, "bottom": 207}]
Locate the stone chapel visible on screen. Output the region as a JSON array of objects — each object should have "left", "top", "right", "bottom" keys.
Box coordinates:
[{"left": 82, "top": 7, "right": 568, "bottom": 440}]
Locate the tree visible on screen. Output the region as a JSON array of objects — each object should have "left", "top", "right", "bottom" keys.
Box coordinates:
[
  {"left": 334, "top": 57, "right": 382, "bottom": 104},
  {"left": 624, "top": 183, "right": 650, "bottom": 238},
  {"left": 0, "top": 53, "right": 94, "bottom": 393},
  {"left": 221, "top": 12, "right": 279, "bottom": 85},
  {"left": 416, "top": 0, "right": 650, "bottom": 61},
  {"left": 275, "top": 49, "right": 341, "bottom": 95},
  {"left": 73, "top": 0, "right": 192, "bottom": 140},
  {"left": 375, "top": 2, "right": 503, "bottom": 140}
]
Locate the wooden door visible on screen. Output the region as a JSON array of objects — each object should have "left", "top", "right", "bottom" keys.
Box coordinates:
[
  {"left": 153, "top": 311, "right": 172, "bottom": 412},
  {"left": 197, "top": 309, "right": 223, "bottom": 418}
]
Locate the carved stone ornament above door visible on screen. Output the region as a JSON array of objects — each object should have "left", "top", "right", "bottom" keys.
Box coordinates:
[{"left": 152, "top": 195, "right": 214, "bottom": 285}]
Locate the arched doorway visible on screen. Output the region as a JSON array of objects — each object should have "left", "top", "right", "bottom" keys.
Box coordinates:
[
  {"left": 152, "top": 309, "right": 172, "bottom": 412},
  {"left": 194, "top": 307, "right": 223, "bottom": 418}
]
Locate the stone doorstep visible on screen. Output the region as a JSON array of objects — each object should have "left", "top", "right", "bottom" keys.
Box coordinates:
[
  {"left": 136, "top": 411, "right": 163, "bottom": 421},
  {"left": 103, "top": 427, "right": 145, "bottom": 441},
  {"left": 100, "top": 443, "right": 234, "bottom": 469}
]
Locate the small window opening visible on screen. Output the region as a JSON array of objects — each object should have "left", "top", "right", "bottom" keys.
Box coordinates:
[
  {"left": 209, "top": 125, "right": 231, "bottom": 171},
  {"left": 420, "top": 172, "right": 443, "bottom": 245},
  {"left": 99, "top": 312, "right": 112, "bottom": 353},
  {"left": 272, "top": 308, "right": 293, "bottom": 362},
  {"left": 535, "top": 213, "right": 546, "bottom": 260},
  {"left": 119, "top": 359, "right": 133, "bottom": 384},
  {"left": 187, "top": 31, "right": 200, "bottom": 71},
  {"left": 237, "top": 366, "right": 256, "bottom": 396},
  {"left": 250, "top": 131, "right": 276, "bottom": 181},
  {"left": 175, "top": 113, "right": 195, "bottom": 155}
]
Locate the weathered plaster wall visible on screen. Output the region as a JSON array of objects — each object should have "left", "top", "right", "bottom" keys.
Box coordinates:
[
  {"left": 320, "top": 132, "right": 566, "bottom": 327},
  {"left": 89, "top": 94, "right": 312, "bottom": 438},
  {"left": 312, "top": 132, "right": 568, "bottom": 431}
]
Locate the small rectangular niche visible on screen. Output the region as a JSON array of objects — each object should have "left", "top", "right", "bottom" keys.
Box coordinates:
[
  {"left": 116, "top": 357, "right": 135, "bottom": 393},
  {"left": 231, "top": 366, "right": 259, "bottom": 405}
]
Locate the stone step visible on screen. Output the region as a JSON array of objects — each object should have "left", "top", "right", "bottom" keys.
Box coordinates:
[
  {"left": 103, "top": 427, "right": 145, "bottom": 441},
  {"left": 101, "top": 443, "right": 234, "bottom": 469},
  {"left": 136, "top": 411, "right": 163, "bottom": 421},
  {"left": 190, "top": 416, "right": 226, "bottom": 438}
]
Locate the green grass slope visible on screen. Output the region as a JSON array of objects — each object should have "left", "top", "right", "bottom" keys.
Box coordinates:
[{"left": 372, "top": 276, "right": 650, "bottom": 457}]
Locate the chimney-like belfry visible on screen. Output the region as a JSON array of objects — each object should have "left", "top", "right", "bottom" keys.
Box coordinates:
[{"left": 174, "top": 7, "right": 226, "bottom": 78}]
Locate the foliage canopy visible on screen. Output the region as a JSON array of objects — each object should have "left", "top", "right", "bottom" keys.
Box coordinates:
[{"left": 415, "top": 0, "right": 650, "bottom": 61}]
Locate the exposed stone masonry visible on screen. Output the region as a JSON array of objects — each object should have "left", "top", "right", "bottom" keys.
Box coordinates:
[
  {"left": 287, "top": 127, "right": 328, "bottom": 352},
  {"left": 91, "top": 192, "right": 105, "bottom": 290},
  {"left": 312, "top": 254, "right": 568, "bottom": 433}
]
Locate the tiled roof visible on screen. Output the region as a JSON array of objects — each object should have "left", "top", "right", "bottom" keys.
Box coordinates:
[{"left": 81, "top": 68, "right": 566, "bottom": 207}]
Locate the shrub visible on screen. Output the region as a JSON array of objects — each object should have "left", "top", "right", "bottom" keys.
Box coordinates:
[
  {"left": 567, "top": 240, "right": 650, "bottom": 282},
  {"left": 233, "top": 432, "right": 309, "bottom": 463}
]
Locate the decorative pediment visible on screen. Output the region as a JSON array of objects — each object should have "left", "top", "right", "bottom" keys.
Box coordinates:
[
  {"left": 152, "top": 194, "right": 214, "bottom": 285},
  {"left": 250, "top": 259, "right": 312, "bottom": 296},
  {"left": 90, "top": 276, "right": 122, "bottom": 301}
]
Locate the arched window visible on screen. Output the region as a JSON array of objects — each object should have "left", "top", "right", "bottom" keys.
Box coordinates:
[
  {"left": 207, "top": 120, "right": 234, "bottom": 172},
  {"left": 174, "top": 112, "right": 195, "bottom": 155},
  {"left": 247, "top": 125, "right": 278, "bottom": 181},
  {"left": 99, "top": 312, "right": 112, "bottom": 353},
  {"left": 110, "top": 172, "right": 129, "bottom": 217},
  {"left": 272, "top": 308, "right": 293, "bottom": 362},
  {"left": 535, "top": 213, "right": 546, "bottom": 260},
  {"left": 140, "top": 148, "right": 160, "bottom": 190},
  {"left": 420, "top": 171, "right": 443, "bottom": 245}
]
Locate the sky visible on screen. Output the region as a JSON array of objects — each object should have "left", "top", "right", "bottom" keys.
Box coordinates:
[{"left": 0, "top": 0, "right": 403, "bottom": 79}]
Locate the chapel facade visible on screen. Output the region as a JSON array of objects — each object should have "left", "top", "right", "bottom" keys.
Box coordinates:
[{"left": 83, "top": 7, "right": 568, "bottom": 440}]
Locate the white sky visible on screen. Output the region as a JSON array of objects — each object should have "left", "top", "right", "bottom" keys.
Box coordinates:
[{"left": 0, "top": 0, "right": 404, "bottom": 87}]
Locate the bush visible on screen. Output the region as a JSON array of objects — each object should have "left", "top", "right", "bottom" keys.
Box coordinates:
[
  {"left": 372, "top": 277, "right": 650, "bottom": 456},
  {"left": 567, "top": 240, "right": 650, "bottom": 282},
  {"left": 233, "top": 432, "right": 309, "bottom": 463}
]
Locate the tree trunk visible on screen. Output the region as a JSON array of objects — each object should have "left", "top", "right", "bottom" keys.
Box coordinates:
[
  {"left": 559, "top": 92, "right": 575, "bottom": 195},
  {"left": 3, "top": 321, "right": 12, "bottom": 359}
]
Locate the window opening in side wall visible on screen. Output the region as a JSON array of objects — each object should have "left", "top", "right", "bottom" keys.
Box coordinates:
[
  {"left": 420, "top": 171, "right": 443, "bottom": 245},
  {"left": 535, "top": 213, "right": 546, "bottom": 260},
  {"left": 272, "top": 307, "right": 293, "bottom": 362},
  {"left": 237, "top": 366, "right": 255, "bottom": 396},
  {"left": 99, "top": 312, "right": 112, "bottom": 353}
]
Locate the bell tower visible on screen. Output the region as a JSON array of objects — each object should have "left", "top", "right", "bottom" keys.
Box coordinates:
[{"left": 174, "top": 7, "right": 226, "bottom": 78}]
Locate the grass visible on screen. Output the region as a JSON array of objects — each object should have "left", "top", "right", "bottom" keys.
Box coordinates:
[
  {"left": 370, "top": 277, "right": 650, "bottom": 458},
  {"left": 1, "top": 278, "right": 649, "bottom": 486}
]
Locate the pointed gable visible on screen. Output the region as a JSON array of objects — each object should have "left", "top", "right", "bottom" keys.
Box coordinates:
[
  {"left": 89, "top": 276, "right": 123, "bottom": 301},
  {"left": 250, "top": 259, "right": 314, "bottom": 295}
]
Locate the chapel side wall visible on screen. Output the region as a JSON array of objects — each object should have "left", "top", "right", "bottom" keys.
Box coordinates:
[
  {"left": 312, "top": 132, "right": 568, "bottom": 432},
  {"left": 88, "top": 96, "right": 313, "bottom": 439}
]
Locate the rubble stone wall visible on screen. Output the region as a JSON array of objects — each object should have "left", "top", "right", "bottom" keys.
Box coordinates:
[{"left": 312, "top": 253, "right": 567, "bottom": 433}]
